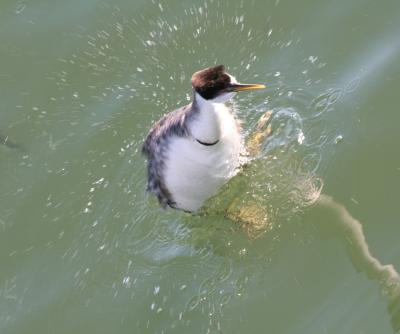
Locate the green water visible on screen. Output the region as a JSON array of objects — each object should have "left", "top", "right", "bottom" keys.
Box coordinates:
[{"left": 1, "top": 0, "right": 400, "bottom": 333}]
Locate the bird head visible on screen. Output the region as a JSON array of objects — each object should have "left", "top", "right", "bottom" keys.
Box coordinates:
[{"left": 191, "top": 65, "right": 265, "bottom": 103}]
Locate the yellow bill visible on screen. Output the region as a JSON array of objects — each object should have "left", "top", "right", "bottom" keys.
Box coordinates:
[{"left": 233, "top": 83, "right": 266, "bottom": 92}]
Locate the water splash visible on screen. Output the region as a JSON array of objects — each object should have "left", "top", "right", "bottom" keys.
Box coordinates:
[{"left": 202, "top": 91, "right": 329, "bottom": 236}]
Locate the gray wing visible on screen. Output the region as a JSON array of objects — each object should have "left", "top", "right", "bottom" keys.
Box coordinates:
[{"left": 142, "top": 103, "right": 195, "bottom": 208}]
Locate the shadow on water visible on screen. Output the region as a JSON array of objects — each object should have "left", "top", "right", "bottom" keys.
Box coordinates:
[
  {"left": 190, "top": 196, "right": 400, "bottom": 332},
  {"left": 180, "top": 185, "right": 400, "bottom": 332},
  {"left": 307, "top": 195, "right": 400, "bottom": 333}
]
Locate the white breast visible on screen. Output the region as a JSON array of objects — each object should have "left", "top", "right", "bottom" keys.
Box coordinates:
[{"left": 164, "top": 102, "right": 243, "bottom": 212}]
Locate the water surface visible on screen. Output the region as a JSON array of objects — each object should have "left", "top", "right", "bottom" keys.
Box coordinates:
[{"left": 1, "top": 0, "right": 400, "bottom": 333}]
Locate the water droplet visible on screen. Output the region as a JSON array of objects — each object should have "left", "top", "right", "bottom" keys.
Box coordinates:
[
  {"left": 122, "top": 276, "right": 131, "bottom": 287},
  {"left": 350, "top": 197, "right": 359, "bottom": 205},
  {"left": 308, "top": 56, "right": 318, "bottom": 64},
  {"left": 334, "top": 135, "right": 344, "bottom": 144},
  {"left": 297, "top": 130, "right": 305, "bottom": 144}
]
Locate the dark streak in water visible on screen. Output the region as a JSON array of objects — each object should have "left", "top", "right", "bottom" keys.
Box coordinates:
[{"left": 309, "top": 195, "right": 400, "bottom": 332}]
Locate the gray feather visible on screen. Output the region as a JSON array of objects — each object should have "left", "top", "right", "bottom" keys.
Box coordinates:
[{"left": 142, "top": 101, "right": 199, "bottom": 208}]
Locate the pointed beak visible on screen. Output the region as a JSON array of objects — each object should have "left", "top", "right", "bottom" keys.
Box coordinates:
[{"left": 232, "top": 83, "right": 266, "bottom": 92}]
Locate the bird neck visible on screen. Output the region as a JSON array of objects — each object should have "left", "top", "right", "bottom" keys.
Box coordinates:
[
  {"left": 190, "top": 92, "right": 226, "bottom": 144},
  {"left": 193, "top": 91, "right": 224, "bottom": 108}
]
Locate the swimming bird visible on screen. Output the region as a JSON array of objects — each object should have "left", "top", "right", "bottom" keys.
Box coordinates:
[{"left": 142, "top": 65, "right": 265, "bottom": 212}]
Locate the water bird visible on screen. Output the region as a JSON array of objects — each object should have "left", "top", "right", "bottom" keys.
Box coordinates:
[{"left": 142, "top": 65, "right": 265, "bottom": 212}]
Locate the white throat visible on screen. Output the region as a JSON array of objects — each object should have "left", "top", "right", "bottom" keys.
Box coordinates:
[{"left": 189, "top": 92, "right": 226, "bottom": 144}]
